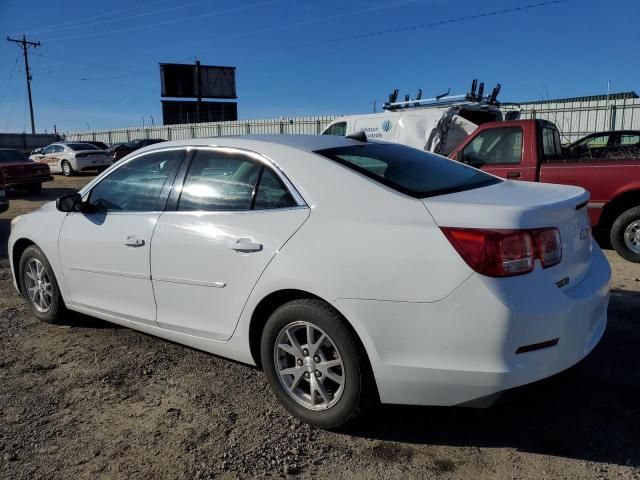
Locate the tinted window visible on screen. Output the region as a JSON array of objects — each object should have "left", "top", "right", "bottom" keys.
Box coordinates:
[
  {"left": 323, "top": 122, "right": 347, "bottom": 136},
  {"left": 0, "top": 150, "right": 27, "bottom": 163},
  {"left": 178, "top": 150, "right": 261, "bottom": 211},
  {"left": 315, "top": 143, "right": 500, "bottom": 198},
  {"left": 462, "top": 127, "right": 523, "bottom": 165},
  {"left": 579, "top": 134, "right": 609, "bottom": 149},
  {"left": 89, "top": 150, "right": 182, "bottom": 212},
  {"left": 66, "top": 143, "right": 98, "bottom": 151},
  {"left": 620, "top": 134, "right": 640, "bottom": 146},
  {"left": 542, "top": 127, "right": 562, "bottom": 159},
  {"left": 253, "top": 168, "right": 296, "bottom": 210}
]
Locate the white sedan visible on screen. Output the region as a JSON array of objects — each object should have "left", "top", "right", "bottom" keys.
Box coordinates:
[
  {"left": 30, "top": 142, "right": 112, "bottom": 176},
  {"left": 9, "top": 135, "right": 611, "bottom": 428}
]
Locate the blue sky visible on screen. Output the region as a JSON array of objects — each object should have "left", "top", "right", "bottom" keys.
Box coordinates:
[{"left": 0, "top": 0, "right": 638, "bottom": 133}]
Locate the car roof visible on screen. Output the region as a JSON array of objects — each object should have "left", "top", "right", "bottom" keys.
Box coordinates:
[{"left": 145, "top": 134, "right": 368, "bottom": 153}]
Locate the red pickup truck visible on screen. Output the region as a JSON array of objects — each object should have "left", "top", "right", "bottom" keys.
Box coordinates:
[
  {"left": 449, "top": 119, "right": 640, "bottom": 262},
  {"left": 0, "top": 148, "right": 53, "bottom": 195}
]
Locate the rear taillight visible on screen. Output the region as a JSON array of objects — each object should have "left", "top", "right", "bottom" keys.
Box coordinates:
[{"left": 441, "top": 227, "right": 562, "bottom": 277}]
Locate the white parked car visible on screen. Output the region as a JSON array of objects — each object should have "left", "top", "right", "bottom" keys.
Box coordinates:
[
  {"left": 30, "top": 142, "right": 112, "bottom": 176},
  {"left": 9, "top": 135, "right": 611, "bottom": 428}
]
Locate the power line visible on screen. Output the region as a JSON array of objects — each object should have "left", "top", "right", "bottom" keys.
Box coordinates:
[
  {"left": 36, "top": 0, "right": 221, "bottom": 36},
  {"left": 18, "top": 0, "right": 172, "bottom": 35},
  {"left": 7, "top": 35, "right": 41, "bottom": 134},
  {"left": 46, "top": 0, "right": 281, "bottom": 42},
  {"left": 318, "top": 0, "right": 569, "bottom": 44}
]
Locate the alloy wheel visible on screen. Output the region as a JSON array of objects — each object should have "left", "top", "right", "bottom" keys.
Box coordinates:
[
  {"left": 623, "top": 220, "right": 640, "bottom": 254},
  {"left": 24, "top": 258, "right": 53, "bottom": 313},
  {"left": 273, "top": 321, "right": 345, "bottom": 411}
]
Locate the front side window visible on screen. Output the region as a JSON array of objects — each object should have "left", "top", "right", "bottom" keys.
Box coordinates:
[
  {"left": 43, "top": 145, "right": 56, "bottom": 154},
  {"left": 620, "top": 134, "right": 640, "bottom": 146},
  {"left": 88, "top": 150, "right": 183, "bottom": 212},
  {"left": 462, "top": 127, "right": 523, "bottom": 166},
  {"left": 579, "top": 134, "right": 610, "bottom": 149},
  {"left": 323, "top": 122, "right": 347, "bottom": 136},
  {"left": 315, "top": 143, "right": 500, "bottom": 198}
]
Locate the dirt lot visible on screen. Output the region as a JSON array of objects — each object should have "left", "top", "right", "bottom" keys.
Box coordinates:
[{"left": 1, "top": 175, "right": 639, "bottom": 480}]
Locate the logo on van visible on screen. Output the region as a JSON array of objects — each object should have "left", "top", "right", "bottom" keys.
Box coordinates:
[{"left": 381, "top": 120, "right": 392, "bottom": 132}]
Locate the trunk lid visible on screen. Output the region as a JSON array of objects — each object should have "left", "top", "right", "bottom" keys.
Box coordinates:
[{"left": 423, "top": 180, "right": 592, "bottom": 288}]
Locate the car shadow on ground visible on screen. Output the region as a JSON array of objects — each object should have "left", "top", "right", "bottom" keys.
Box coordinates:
[
  {"left": 7, "top": 182, "right": 82, "bottom": 204},
  {"left": 349, "top": 287, "right": 640, "bottom": 468}
]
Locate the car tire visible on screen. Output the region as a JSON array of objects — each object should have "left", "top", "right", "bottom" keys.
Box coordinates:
[
  {"left": 18, "top": 245, "right": 66, "bottom": 324},
  {"left": 261, "top": 299, "right": 374, "bottom": 429},
  {"left": 26, "top": 183, "right": 42, "bottom": 195},
  {"left": 610, "top": 206, "right": 640, "bottom": 263},
  {"left": 61, "top": 160, "right": 74, "bottom": 177}
]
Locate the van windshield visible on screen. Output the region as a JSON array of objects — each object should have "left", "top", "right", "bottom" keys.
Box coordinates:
[{"left": 314, "top": 143, "right": 501, "bottom": 198}]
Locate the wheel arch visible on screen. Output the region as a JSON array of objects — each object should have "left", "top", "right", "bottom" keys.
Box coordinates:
[
  {"left": 247, "top": 289, "right": 374, "bottom": 380},
  {"left": 12, "top": 237, "right": 36, "bottom": 293},
  {"left": 599, "top": 189, "right": 640, "bottom": 231}
]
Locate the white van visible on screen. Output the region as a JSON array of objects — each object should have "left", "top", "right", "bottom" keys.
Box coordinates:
[{"left": 322, "top": 83, "right": 510, "bottom": 155}]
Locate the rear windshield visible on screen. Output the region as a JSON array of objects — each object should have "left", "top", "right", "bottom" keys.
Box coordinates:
[
  {"left": 66, "top": 143, "right": 99, "bottom": 151},
  {"left": 314, "top": 143, "right": 501, "bottom": 198},
  {"left": 0, "top": 150, "right": 28, "bottom": 163}
]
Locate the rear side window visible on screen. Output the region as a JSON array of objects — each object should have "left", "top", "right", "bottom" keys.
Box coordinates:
[
  {"left": 541, "top": 127, "right": 562, "bottom": 159},
  {"left": 620, "top": 134, "right": 640, "bottom": 146},
  {"left": 462, "top": 127, "right": 523, "bottom": 165},
  {"left": 315, "top": 143, "right": 500, "bottom": 198}
]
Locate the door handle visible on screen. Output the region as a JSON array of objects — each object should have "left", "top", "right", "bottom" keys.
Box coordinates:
[
  {"left": 124, "top": 236, "right": 145, "bottom": 247},
  {"left": 231, "top": 238, "right": 263, "bottom": 253},
  {"left": 507, "top": 171, "right": 522, "bottom": 179}
]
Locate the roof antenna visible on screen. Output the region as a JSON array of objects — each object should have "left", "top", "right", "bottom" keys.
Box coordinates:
[{"left": 346, "top": 131, "right": 367, "bottom": 143}]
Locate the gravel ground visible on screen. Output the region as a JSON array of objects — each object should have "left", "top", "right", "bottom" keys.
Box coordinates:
[{"left": 1, "top": 175, "right": 639, "bottom": 480}]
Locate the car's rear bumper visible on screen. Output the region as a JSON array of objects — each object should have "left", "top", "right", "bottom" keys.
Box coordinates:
[{"left": 334, "top": 240, "right": 611, "bottom": 406}]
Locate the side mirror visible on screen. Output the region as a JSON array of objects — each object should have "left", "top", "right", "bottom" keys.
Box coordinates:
[{"left": 56, "top": 193, "right": 82, "bottom": 212}]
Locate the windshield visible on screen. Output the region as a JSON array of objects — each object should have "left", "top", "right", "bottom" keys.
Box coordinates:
[
  {"left": 0, "top": 150, "right": 28, "bottom": 163},
  {"left": 66, "top": 143, "right": 99, "bottom": 151},
  {"left": 315, "top": 143, "right": 501, "bottom": 198}
]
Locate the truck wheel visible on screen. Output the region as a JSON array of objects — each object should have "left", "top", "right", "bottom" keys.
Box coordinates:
[
  {"left": 610, "top": 206, "right": 640, "bottom": 263},
  {"left": 61, "top": 160, "right": 74, "bottom": 177},
  {"left": 27, "top": 183, "right": 42, "bottom": 195}
]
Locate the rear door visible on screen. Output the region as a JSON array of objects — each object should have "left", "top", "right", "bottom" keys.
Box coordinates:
[
  {"left": 458, "top": 126, "right": 535, "bottom": 181},
  {"left": 150, "top": 147, "right": 309, "bottom": 341}
]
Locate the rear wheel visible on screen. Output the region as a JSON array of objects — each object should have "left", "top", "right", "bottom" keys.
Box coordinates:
[
  {"left": 26, "top": 183, "right": 42, "bottom": 195},
  {"left": 61, "top": 160, "right": 74, "bottom": 177},
  {"left": 610, "top": 206, "right": 640, "bottom": 263},
  {"left": 261, "top": 299, "right": 374, "bottom": 429},
  {"left": 19, "top": 246, "right": 66, "bottom": 323}
]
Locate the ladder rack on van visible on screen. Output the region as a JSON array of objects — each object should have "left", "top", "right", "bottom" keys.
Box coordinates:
[{"left": 383, "top": 80, "right": 501, "bottom": 111}]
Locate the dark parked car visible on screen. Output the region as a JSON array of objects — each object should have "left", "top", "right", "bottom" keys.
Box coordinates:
[
  {"left": 0, "top": 149, "right": 52, "bottom": 194},
  {"left": 565, "top": 130, "right": 640, "bottom": 158},
  {"left": 0, "top": 172, "right": 8, "bottom": 213},
  {"left": 108, "top": 139, "right": 166, "bottom": 161}
]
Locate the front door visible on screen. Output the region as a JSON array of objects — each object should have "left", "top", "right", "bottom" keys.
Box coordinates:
[
  {"left": 150, "top": 147, "right": 309, "bottom": 340},
  {"left": 58, "top": 148, "right": 184, "bottom": 324}
]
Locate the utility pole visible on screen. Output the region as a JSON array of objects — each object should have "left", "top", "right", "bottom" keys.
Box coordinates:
[{"left": 7, "top": 35, "right": 41, "bottom": 134}]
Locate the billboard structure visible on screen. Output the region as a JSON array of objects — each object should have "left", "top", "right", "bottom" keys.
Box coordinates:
[{"left": 160, "top": 61, "right": 237, "bottom": 124}]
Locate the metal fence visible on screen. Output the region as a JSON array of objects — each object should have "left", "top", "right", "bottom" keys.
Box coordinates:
[
  {"left": 65, "top": 116, "right": 337, "bottom": 143},
  {"left": 65, "top": 96, "right": 640, "bottom": 146},
  {"left": 508, "top": 96, "right": 640, "bottom": 143}
]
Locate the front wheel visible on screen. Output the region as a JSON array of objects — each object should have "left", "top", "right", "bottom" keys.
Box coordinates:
[
  {"left": 261, "top": 299, "right": 374, "bottom": 429},
  {"left": 19, "top": 245, "right": 66, "bottom": 323},
  {"left": 610, "top": 206, "right": 640, "bottom": 263}
]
